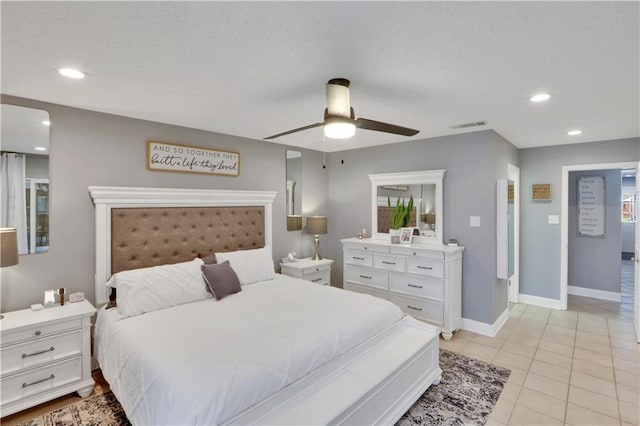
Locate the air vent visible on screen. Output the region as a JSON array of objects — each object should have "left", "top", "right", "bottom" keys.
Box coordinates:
[{"left": 450, "top": 120, "right": 488, "bottom": 130}]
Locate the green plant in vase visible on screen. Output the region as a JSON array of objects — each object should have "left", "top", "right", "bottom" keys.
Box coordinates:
[{"left": 388, "top": 195, "right": 413, "bottom": 243}]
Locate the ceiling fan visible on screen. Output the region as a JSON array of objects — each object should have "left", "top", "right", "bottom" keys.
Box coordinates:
[{"left": 264, "top": 78, "right": 420, "bottom": 140}]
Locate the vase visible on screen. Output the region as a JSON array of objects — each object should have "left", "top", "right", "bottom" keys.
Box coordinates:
[{"left": 389, "top": 228, "right": 400, "bottom": 244}]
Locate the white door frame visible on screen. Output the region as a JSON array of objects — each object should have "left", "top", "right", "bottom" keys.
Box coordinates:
[
  {"left": 635, "top": 163, "right": 639, "bottom": 342},
  {"left": 508, "top": 163, "right": 520, "bottom": 303},
  {"left": 560, "top": 161, "right": 639, "bottom": 310}
]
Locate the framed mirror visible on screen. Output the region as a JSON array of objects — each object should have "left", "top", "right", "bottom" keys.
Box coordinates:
[
  {"left": 369, "top": 170, "right": 445, "bottom": 244},
  {"left": 1, "top": 104, "right": 50, "bottom": 254},
  {"left": 285, "top": 150, "right": 302, "bottom": 231}
]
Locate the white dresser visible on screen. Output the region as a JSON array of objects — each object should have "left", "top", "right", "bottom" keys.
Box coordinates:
[
  {"left": 342, "top": 238, "right": 463, "bottom": 339},
  {"left": 280, "top": 258, "right": 333, "bottom": 286},
  {"left": 0, "top": 301, "right": 96, "bottom": 417}
]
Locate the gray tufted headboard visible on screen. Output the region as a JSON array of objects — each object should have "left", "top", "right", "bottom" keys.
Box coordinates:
[{"left": 90, "top": 186, "right": 277, "bottom": 306}]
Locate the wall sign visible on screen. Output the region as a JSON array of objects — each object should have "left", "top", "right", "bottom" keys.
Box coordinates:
[
  {"left": 147, "top": 141, "right": 239, "bottom": 176},
  {"left": 578, "top": 176, "right": 605, "bottom": 237},
  {"left": 532, "top": 184, "right": 551, "bottom": 201}
]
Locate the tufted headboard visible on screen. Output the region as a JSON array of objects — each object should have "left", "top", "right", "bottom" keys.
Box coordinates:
[{"left": 90, "top": 186, "right": 277, "bottom": 306}]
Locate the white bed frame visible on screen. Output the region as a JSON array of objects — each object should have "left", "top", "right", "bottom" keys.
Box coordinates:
[{"left": 89, "top": 186, "right": 441, "bottom": 425}]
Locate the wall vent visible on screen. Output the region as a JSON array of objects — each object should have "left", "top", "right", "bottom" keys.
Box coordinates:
[{"left": 450, "top": 120, "right": 488, "bottom": 130}]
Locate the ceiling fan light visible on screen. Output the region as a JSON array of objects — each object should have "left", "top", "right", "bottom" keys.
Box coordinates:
[{"left": 324, "top": 120, "right": 356, "bottom": 139}]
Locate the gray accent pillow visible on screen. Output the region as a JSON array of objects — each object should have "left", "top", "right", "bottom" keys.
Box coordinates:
[
  {"left": 198, "top": 252, "right": 217, "bottom": 265},
  {"left": 201, "top": 261, "right": 241, "bottom": 300}
]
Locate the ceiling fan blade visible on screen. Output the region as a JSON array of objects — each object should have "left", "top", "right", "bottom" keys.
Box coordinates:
[
  {"left": 355, "top": 118, "right": 419, "bottom": 137},
  {"left": 263, "top": 122, "right": 323, "bottom": 140}
]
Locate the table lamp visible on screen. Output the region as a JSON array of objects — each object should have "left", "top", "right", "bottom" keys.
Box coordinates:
[
  {"left": 1, "top": 228, "right": 19, "bottom": 319},
  {"left": 306, "top": 216, "right": 327, "bottom": 261}
]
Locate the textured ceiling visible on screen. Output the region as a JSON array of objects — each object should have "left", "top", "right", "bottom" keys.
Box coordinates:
[{"left": 1, "top": 1, "right": 638, "bottom": 152}]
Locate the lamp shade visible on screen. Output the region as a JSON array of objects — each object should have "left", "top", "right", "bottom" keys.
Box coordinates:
[
  {"left": 306, "top": 216, "right": 327, "bottom": 235},
  {"left": 0, "top": 228, "right": 19, "bottom": 267},
  {"left": 287, "top": 215, "right": 303, "bottom": 231}
]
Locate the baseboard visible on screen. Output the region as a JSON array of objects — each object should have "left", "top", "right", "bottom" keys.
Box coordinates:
[
  {"left": 517, "top": 293, "right": 564, "bottom": 309},
  {"left": 461, "top": 308, "right": 509, "bottom": 337},
  {"left": 568, "top": 285, "right": 622, "bottom": 302}
]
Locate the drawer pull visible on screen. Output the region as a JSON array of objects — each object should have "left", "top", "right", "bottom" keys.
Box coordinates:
[
  {"left": 315, "top": 268, "right": 320, "bottom": 272},
  {"left": 22, "top": 374, "right": 55, "bottom": 388},
  {"left": 359, "top": 274, "right": 372, "bottom": 280},
  {"left": 311, "top": 278, "right": 322, "bottom": 282},
  {"left": 417, "top": 266, "right": 433, "bottom": 270},
  {"left": 407, "top": 305, "right": 423, "bottom": 311},
  {"left": 22, "top": 347, "right": 55, "bottom": 358},
  {"left": 382, "top": 261, "right": 396, "bottom": 265},
  {"left": 34, "top": 330, "right": 42, "bottom": 336},
  {"left": 408, "top": 284, "right": 423, "bottom": 289},
  {"left": 352, "top": 256, "right": 365, "bottom": 260}
]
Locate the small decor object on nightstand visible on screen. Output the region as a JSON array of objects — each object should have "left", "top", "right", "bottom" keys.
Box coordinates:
[{"left": 306, "top": 216, "right": 327, "bottom": 261}]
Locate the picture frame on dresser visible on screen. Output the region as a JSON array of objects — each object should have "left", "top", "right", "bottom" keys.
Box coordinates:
[{"left": 399, "top": 227, "right": 413, "bottom": 244}]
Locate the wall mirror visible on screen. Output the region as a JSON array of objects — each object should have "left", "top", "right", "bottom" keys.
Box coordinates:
[
  {"left": 370, "top": 170, "right": 445, "bottom": 244},
  {"left": 285, "top": 150, "right": 302, "bottom": 231},
  {"left": 1, "top": 104, "right": 50, "bottom": 254}
]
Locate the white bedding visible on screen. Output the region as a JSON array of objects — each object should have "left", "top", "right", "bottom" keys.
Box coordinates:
[{"left": 95, "top": 274, "right": 404, "bottom": 425}]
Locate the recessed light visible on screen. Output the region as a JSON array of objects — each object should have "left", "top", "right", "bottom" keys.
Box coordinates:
[
  {"left": 58, "top": 68, "right": 86, "bottom": 79},
  {"left": 568, "top": 130, "right": 582, "bottom": 136},
  {"left": 42, "top": 120, "right": 51, "bottom": 126},
  {"left": 530, "top": 93, "right": 551, "bottom": 103},
  {"left": 34, "top": 147, "right": 47, "bottom": 152}
]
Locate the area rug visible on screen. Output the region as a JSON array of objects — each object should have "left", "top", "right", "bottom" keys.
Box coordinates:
[{"left": 20, "top": 349, "right": 509, "bottom": 426}]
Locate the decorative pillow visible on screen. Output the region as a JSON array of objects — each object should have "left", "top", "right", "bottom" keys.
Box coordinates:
[
  {"left": 109, "top": 258, "right": 211, "bottom": 317},
  {"left": 215, "top": 247, "right": 275, "bottom": 285},
  {"left": 201, "top": 261, "right": 242, "bottom": 300},
  {"left": 198, "top": 252, "right": 217, "bottom": 265}
]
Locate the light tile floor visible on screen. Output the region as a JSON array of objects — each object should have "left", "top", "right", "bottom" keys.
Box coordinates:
[{"left": 441, "top": 261, "right": 639, "bottom": 425}]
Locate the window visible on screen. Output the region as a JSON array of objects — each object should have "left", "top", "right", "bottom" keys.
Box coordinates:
[
  {"left": 622, "top": 190, "right": 636, "bottom": 223},
  {"left": 25, "top": 178, "right": 49, "bottom": 253}
]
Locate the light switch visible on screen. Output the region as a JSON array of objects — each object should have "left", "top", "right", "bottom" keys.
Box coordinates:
[
  {"left": 470, "top": 216, "right": 481, "bottom": 227},
  {"left": 548, "top": 215, "right": 560, "bottom": 224}
]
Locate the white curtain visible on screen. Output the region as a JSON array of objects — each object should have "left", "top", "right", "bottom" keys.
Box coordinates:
[{"left": 1, "top": 153, "right": 28, "bottom": 254}]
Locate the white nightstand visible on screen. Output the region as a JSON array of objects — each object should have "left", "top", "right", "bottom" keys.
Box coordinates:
[
  {"left": 280, "top": 258, "right": 333, "bottom": 285},
  {"left": 0, "top": 300, "right": 96, "bottom": 417}
]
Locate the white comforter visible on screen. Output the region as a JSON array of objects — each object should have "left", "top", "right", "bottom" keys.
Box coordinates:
[{"left": 95, "top": 274, "right": 404, "bottom": 425}]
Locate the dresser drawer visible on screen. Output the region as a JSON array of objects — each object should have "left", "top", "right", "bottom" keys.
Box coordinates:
[
  {"left": 389, "top": 272, "right": 444, "bottom": 300},
  {"left": 304, "top": 270, "right": 330, "bottom": 285},
  {"left": 342, "top": 242, "right": 389, "bottom": 254},
  {"left": 389, "top": 246, "right": 444, "bottom": 260},
  {"left": 406, "top": 257, "right": 444, "bottom": 278},
  {"left": 1, "top": 318, "right": 79, "bottom": 347},
  {"left": 344, "top": 283, "right": 388, "bottom": 300},
  {"left": 344, "top": 250, "right": 374, "bottom": 267},
  {"left": 344, "top": 266, "right": 388, "bottom": 291},
  {"left": 389, "top": 293, "right": 443, "bottom": 325},
  {"left": 1, "top": 330, "right": 82, "bottom": 376},
  {"left": 373, "top": 254, "right": 405, "bottom": 272},
  {"left": 1, "top": 357, "right": 82, "bottom": 406}
]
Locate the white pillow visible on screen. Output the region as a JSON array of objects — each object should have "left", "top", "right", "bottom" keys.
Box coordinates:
[
  {"left": 215, "top": 247, "right": 275, "bottom": 285},
  {"left": 109, "top": 258, "right": 211, "bottom": 318}
]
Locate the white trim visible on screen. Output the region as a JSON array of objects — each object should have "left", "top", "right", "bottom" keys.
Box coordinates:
[
  {"left": 508, "top": 163, "right": 520, "bottom": 303},
  {"left": 518, "top": 293, "right": 564, "bottom": 310},
  {"left": 568, "top": 285, "right": 622, "bottom": 302},
  {"left": 461, "top": 308, "right": 509, "bottom": 337},
  {"left": 561, "top": 161, "right": 638, "bottom": 311},
  {"left": 88, "top": 186, "right": 277, "bottom": 306}
]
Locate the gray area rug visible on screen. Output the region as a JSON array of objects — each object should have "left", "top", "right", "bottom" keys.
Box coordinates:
[{"left": 21, "top": 349, "right": 509, "bottom": 426}]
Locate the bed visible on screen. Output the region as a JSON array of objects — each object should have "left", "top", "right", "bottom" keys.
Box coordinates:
[{"left": 89, "top": 186, "right": 441, "bottom": 425}]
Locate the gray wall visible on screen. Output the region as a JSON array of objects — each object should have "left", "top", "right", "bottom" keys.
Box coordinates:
[
  {"left": 326, "top": 130, "right": 518, "bottom": 325},
  {"left": 0, "top": 95, "right": 328, "bottom": 312},
  {"left": 568, "top": 170, "right": 621, "bottom": 292},
  {"left": 520, "top": 138, "right": 639, "bottom": 300}
]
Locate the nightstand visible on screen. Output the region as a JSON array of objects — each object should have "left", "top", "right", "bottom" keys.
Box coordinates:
[
  {"left": 280, "top": 258, "right": 333, "bottom": 285},
  {"left": 0, "top": 300, "right": 96, "bottom": 417}
]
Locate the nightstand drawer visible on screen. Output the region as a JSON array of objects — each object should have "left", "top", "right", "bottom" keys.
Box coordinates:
[
  {"left": 1, "top": 330, "right": 82, "bottom": 376},
  {"left": 302, "top": 263, "right": 330, "bottom": 275},
  {"left": 1, "top": 318, "right": 79, "bottom": 347},
  {"left": 344, "top": 249, "right": 373, "bottom": 267},
  {"left": 1, "top": 357, "right": 82, "bottom": 406},
  {"left": 304, "top": 270, "right": 330, "bottom": 285}
]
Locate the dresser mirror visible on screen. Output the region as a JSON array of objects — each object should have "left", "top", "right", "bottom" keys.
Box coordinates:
[
  {"left": 0, "top": 104, "right": 50, "bottom": 254},
  {"left": 369, "top": 170, "right": 445, "bottom": 244},
  {"left": 285, "top": 149, "right": 302, "bottom": 231}
]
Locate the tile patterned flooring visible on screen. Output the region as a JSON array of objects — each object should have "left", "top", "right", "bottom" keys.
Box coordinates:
[{"left": 441, "top": 261, "right": 639, "bottom": 425}]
